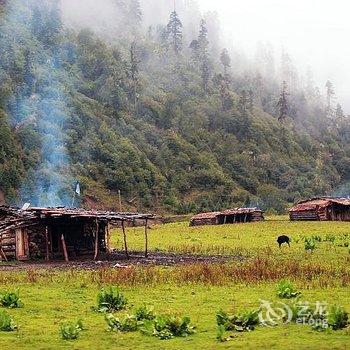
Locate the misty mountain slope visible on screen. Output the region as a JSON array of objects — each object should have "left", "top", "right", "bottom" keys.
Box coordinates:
[{"left": 0, "top": 0, "right": 349, "bottom": 213}]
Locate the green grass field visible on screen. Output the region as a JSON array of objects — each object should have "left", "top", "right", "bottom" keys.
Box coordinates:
[
  {"left": 112, "top": 216, "right": 350, "bottom": 265},
  {"left": 0, "top": 217, "right": 349, "bottom": 349}
]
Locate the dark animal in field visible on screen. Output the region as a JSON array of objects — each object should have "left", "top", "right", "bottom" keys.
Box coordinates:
[{"left": 277, "top": 235, "right": 290, "bottom": 248}]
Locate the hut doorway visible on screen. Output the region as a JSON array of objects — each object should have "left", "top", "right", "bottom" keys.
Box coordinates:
[
  {"left": 49, "top": 219, "right": 94, "bottom": 260},
  {"left": 15, "top": 228, "right": 29, "bottom": 260}
]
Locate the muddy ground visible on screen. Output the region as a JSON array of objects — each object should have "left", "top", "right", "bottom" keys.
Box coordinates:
[{"left": 0, "top": 251, "right": 247, "bottom": 271}]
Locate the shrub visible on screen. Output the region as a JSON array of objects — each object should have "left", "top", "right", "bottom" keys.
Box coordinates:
[
  {"left": 311, "top": 235, "right": 322, "bottom": 242},
  {"left": 305, "top": 237, "right": 316, "bottom": 251},
  {"left": 327, "top": 306, "right": 349, "bottom": 330},
  {"left": 105, "top": 314, "right": 139, "bottom": 332},
  {"left": 141, "top": 315, "right": 195, "bottom": 339},
  {"left": 134, "top": 305, "right": 156, "bottom": 321},
  {"left": 60, "top": 320, "right": 84, "bottom": 340},
  {"left": 95, "top": 287, "right": 127, "bottom": 313},
  {"left": 216, "top": 308, "right": 259, "bottom": 332},
  {"left": 0, "top": 290, "right": 23, "bottom": 308},
  {"left": 0, "top": 310, "right": 17, "bottom": 331},
  {"left": 276, "top": 280, "right": 301, "bottom": 299}
]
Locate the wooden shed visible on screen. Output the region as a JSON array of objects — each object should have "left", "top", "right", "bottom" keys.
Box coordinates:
[
  {"left": 0, "top": 206, "right": 154, "bottom": 262},
  {"left": 289, "top": 197, "right": 350, "bottom": 221},
  {"left": 190, "top": 208, "right": 264, "bottom": 227}
]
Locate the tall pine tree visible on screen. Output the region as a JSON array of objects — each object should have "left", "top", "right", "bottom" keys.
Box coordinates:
[
  {"left": 197, "top": 20, "right": 210, "bottom": 93},
  {"left": 277, "top": 81, "right": 289, "bottom": 122},
  {"left": 325, "top": 80, "right": 335, "bottom": 118},
  {"left": 166, "top": 11, "right": 183, "bottom": 55}
]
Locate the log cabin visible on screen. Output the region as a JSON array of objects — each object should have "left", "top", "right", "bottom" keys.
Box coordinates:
[
  {"left": 0, "top": 206, "right": 154, "bottom": 262},
  {"left": 189, "top": 208, "right": 264, "bottom": 226},
  {"left": 289, "top": 197, "right": 350, "bottom": 221}
]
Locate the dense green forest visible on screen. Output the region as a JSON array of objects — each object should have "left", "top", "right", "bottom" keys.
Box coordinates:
[{"left": 0, "top": 0, "right": 349, "bottom": 213}]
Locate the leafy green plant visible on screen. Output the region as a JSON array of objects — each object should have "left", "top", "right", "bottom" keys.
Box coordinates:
[
  {"left": 60, "top": 319, "right": 84, "bottom": 340},
  {"left": 141, "top": 315, "right": 195, "bottom": 340},
  {"left": 276, "top": 280, "right": 301, "bottom": 299},
  {"left": 0, "top": 290, "right": 23, "bottom": 308},
  {"left": 216, "top": 324, "right": 226, "bottom": 342},
  {"left": 105, "top": 314, "right": 139, "bottom": 332},
  {"left": 95, "top": 287, "right": 127, "bottom": 313},
  {"left": 327, "top": 306, "right": 349, "bottom": 330},
  {"left": 134, "top": 305, "right": 156, "bottom": 321},
  {"left": 0, "top": 310, "right": 17, "bottom": 331},
  {"left": 216, "top": 324, "right": 235, "bottom": 342},
  {"left": 216, "top": 308, "right": 260, "bottom": 332},
  {"left": 305, "top": 237, "right": 316, "bottom": 251}
]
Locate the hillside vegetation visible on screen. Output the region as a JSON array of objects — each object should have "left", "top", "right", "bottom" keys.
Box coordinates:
[{"left": 0, "top": 0, "right": 349, "bottom": 213}]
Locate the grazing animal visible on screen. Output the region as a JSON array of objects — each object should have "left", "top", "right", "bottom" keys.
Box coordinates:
[{"left": 277, "top": 235, "right": 290, "bottom": 248}]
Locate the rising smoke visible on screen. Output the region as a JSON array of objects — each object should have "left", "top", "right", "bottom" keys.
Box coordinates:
[{"left": 2, "top": 0, "right": 74, "bottom": 207}]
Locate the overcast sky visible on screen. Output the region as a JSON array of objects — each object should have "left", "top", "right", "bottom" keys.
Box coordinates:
[{"left": 198, "top": 0, "right": 350, "bottom": 112}]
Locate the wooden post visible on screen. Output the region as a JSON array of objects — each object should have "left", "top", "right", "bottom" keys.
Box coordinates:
[
  {"left": 60, "top": 234, "right": 69, "bottom": 262},
  {"left": 0, "top": 234, "right": 7, "bottom": 262},
  {"left": 44, "top": 226, "right": 50, "bottom": 261},
  {"left": 144, "top": 219, "right": 149, "bottom": 258},
  {"left": 106, "top": 222, "right": 110, "bottom": 253},
  {"left": 94, "top": 219, "right": 99, "bottom": 260},
  {"left": 118, "top": 190, "right": 122, "bottom": 212},
  {"left": 122, "top": 220, "right": 129, "bottom": 259},
  {"left": 0, "top": 247, "right": 7, "bottom": 262}
]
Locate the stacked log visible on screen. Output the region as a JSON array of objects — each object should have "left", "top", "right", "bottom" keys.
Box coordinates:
[
  {"left": 0, "top": 230, "right": 16, "bottom": 259},
  {"left": 290, "top": 210, "right": 319, "bottom": 221},
  {"left": 251, "top": 211, "right": 264, "bottom": 222}
]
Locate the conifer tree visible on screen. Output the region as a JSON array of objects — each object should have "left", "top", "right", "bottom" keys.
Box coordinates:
[
  {"left": 335, "top": 103, "right": 344, "bottom": 119},
  {"left": 166, "top": 10, "right": 183, "bottom": 55},
  {"left": 277, "top": 81, "right": 289, "bottom": 122},
  {"left": 129, "top": 42, "right": 140, "bottom": 109},
  {"left": 198, "top": 19, "right": 209, "bottom": 52},
  {"left": 325, "top": 80, "right": 335, "bottom": 118},
  {"left": 197, "top": 20, "right": 211, "bottom": 93},
  {"left": 220, "top": 48, "right": 231, "bottom": 76},
  {"left": 128, "top": 0, "right": 142, "bottom": 31}
]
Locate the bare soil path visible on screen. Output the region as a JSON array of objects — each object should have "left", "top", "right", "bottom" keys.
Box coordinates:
[{"left": 0, "top": 251, "right": 246, "bottom": 271}]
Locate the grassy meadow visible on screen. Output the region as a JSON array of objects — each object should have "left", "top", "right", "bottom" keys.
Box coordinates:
[
  {"left": 112, "top": 216, "right": 350, "bottom": 266},
  {"left": 0, "top": 216, "right": 349, "bottom": 349}
]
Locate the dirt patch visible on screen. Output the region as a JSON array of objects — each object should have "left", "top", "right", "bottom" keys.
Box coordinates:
[{"left": 0, "top": 251, "right": 246, "bottom": 271}]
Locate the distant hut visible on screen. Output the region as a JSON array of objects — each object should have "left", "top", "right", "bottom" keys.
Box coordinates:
[
  {"left": 190, "top": 208, "right": 264, "bottom": 227},
  {"left": 189, "top": 212, "right": 222, "bottom": 226},
  {"left": 289, "top": 197, "right": 350, "bottom": 221}
]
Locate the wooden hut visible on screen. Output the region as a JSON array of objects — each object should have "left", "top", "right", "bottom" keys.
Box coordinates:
[
  {"left": 0, "top": 206, "right": 154, "bottom": 262},
  {"left": 289, "top": 197, "right": 350, "bottom": 221},
  {"left": 190, "top": 208, "right": 264, "bottom": 227}
]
